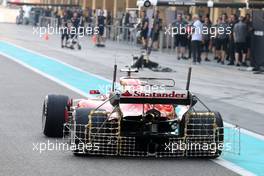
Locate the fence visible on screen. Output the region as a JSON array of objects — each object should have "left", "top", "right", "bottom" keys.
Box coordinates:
[
  {"left": 105, "top": 25, "right": 138, "bottom": 46},
  {"left": 104, "top": 24, "right": 176, "bottom": 53},
  {"left": 36, "top": 17, "right": 176, "bottom": 53},
  {"left": 39, "top": 16, "right": 58, "bottom": 28}
]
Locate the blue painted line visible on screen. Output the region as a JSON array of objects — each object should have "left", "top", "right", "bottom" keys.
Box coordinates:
[
  {"left": 1, "top": 41, "right": 264, "bottom": 175},
  {"left": 0, "top": 41, "right": 111, "bottom": 95},
  {"left": 224, "top": 131, "right": 264, "bottom": 175}
]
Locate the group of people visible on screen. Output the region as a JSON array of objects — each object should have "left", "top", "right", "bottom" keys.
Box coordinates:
[
  {"left": 58, "top": 8, "right": 111, "bottom": 48},
  {"left": 139, "top": 11, "right": 253, "bottom": 66},
  {"left": 35, "top": 7, "right": 253, "bottom": 67},
  {"left": 139, "top": 10, "right": 163, "bottom": 52},
  {"left": 17, "top": 6, "right": 112, "bottom": 48}
]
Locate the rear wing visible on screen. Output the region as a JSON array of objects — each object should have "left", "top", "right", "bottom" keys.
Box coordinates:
[
  {"left": 119, "top": 89, "right": 191, "bottom": 105},
  {"left": 112, "top": 65, "right": 193, "bottom": 105}
]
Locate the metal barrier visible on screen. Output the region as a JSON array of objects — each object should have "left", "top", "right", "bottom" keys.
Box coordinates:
[
  {"left": 105, "top": 25, "right": 138, "bottom": 46},
  {"left": 103, "top": 24, "right": 176, "bottom": 53},
  {"left": 34, "top": 16, "right": 176, "bottom": 53},
  {"left": 159, "top": 28, "right": 175, "bottom": 53},
  {"left": 54, "top": 21, "right": 175, "bottom": 53},
  {"left": 39, "top": 16, "right": 58, "bottom": 28}
]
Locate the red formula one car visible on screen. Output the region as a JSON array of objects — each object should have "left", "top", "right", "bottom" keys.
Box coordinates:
[{"left": 42, "top": 66, "right": 224, "bottom": 158}]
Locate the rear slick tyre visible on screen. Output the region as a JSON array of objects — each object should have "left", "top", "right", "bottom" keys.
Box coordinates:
[{"left": 42, "top": 94, "right": 69, "bottom": 137}]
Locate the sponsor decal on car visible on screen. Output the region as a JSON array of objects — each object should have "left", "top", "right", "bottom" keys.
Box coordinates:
[{"left": 121, "top": 90, "right": 188, "bottom": 99}]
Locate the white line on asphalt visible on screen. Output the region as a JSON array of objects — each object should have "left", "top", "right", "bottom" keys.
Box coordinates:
[{"left": 0, "top": 43, "right": 261, "bottom": 176}]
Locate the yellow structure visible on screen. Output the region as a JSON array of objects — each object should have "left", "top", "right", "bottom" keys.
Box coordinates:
[
  {"left": 38, "top": 0, "right": 137, "bottom": 17},
  {"left": 80, "top": 0, "right": 137, "bottom": 17}
]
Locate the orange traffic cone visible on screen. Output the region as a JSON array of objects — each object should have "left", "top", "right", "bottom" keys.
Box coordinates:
[
  {"left": 43, "top": 33, "right": 49, "bottom": 40},
  {"left": 92, "top": 35, "right": 97, "bottom": 44}
]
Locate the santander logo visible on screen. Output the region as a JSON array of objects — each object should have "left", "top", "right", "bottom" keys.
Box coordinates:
[
  {"left": 121, "top": 91, "right": 133, "bottom": 96},
  {"left": 121, "top": 90, "right": 187, "bottom": 99}
]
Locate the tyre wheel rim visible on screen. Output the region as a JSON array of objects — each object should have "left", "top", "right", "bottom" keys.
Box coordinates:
[{"left": 42, "top": 97, "right": 48, "bottom": 132}]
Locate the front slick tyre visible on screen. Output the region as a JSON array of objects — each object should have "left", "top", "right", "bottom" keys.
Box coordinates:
[{"left": 42, "top": 94, "right": 69, "bottom": 137}]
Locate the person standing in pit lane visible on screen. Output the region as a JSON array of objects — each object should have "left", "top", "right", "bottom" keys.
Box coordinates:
[
  {"left": 227, "top": 14, "right": 238, "bottom": 66},
  {"left": 202, "top": 15, "right": 212, "bottom": 62},
  {"left": 60, "top": 11, "right": 71, "bottom": 48},
  {"left": 186, "top": 13, "right": 193, "bottom": 59},
  {"left": 140, "top": 10, "right": 149, "bottom": 50},
  {"left": 213, "top": 17, "right": 222, "bottom": 62},
  {"left": 191, "top": 14, "right": 203, "bottom": 64},
  {"left": 233, "top": 16, "right": 248, "bottom": 67},
  {"left": 245, "top": 13, "right": 253, "bottom": 62},
  {"left": 172, "top": 14, "right": 188, "bottom": 60},
  {"left": 216, "top": 13, "right": 229, "bottom": 65},
  {"left": 71, "top": 12, "right": 80, "bottom": 33},
  {"left": 69, "top": 12, "right": 82, "bottom": 49},
  {"left": 149, "top": 10, "right": 162, "bottom": 51},
  {"left": 97, "top": 10, "right": 106, "bottom": 47}
]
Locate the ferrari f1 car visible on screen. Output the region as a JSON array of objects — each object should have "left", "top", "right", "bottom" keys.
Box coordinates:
[{"left": 42, "top": 66, "right": 225, "bottom": 158}]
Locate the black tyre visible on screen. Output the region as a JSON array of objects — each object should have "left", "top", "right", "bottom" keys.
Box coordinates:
[
  {"left": 42, "top": 94, "right": 69, "bottom": 137},
  {"left": 213, "top": 111, "right": 224, "bottom": 157}
]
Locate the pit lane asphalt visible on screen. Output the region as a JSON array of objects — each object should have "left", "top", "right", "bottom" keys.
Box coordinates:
[{"left": 0, "top": 55, "right": 237, "bottom": 176}]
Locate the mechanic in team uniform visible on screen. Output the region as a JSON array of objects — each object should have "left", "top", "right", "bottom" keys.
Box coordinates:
[
  {"left": 150, "top": 10, "right": 162, "bottom": 51},
  {"left": 185, "top": 14, "right": 193, "bottom": 59},
  {"left": 140, "top": 10, "right": 149, "bottom": 49},
  {"left": 227, "top": 14, "right": 238, "bottom": 65},
  {"left": 245, "top": 13, "right": 253, "bottom": 61},
  {"left": 71, "top": 12, "right": 81, "bottom": 37},
  {"left": 172, "top": 14, "right": 188, "bottom": 60},
  {"left": 97, "top": 10, "right": 106, "bottom": 47},
  {"left": 16, "top": 7, "right": 24, "bottom": 24},
  {"left": 66, "top": 12, "right": 82, "bottom": 49},
  {"left": 233, "top": 16, "right": 248, "bottom": 67},
  {"left": 60, "top": 11, "right": 71, "bottom": 48},
  {"left": 215, "top": 14, "right": 229, "bottom": 65},
  {"left": 202, "top": 15, "right": 212, "bottom": 62}
]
